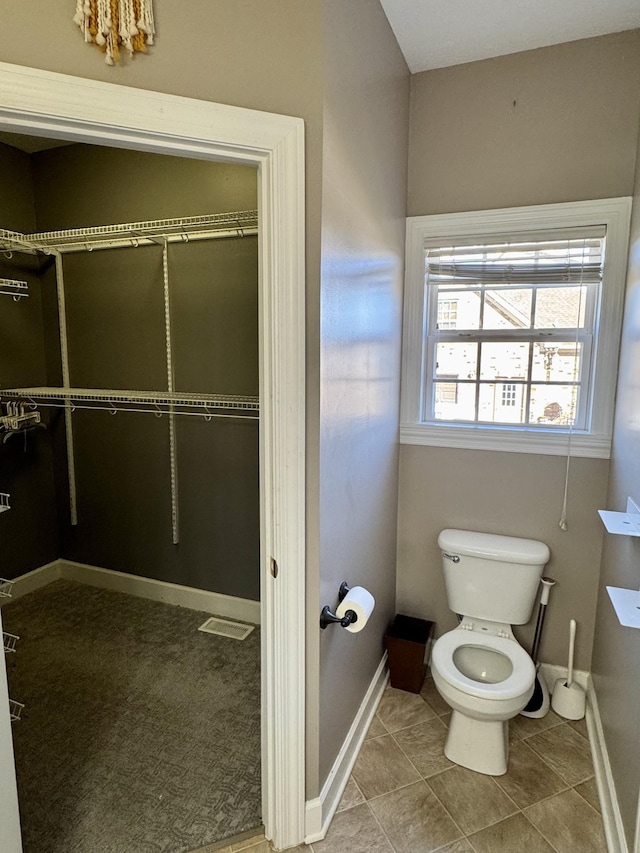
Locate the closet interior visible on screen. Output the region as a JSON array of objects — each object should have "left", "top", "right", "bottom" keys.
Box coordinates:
[{"left": 0, "top": 135, "right": 263, "bottom": 853}]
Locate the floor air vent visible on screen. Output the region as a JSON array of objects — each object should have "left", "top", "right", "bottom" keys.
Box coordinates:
[{"left": 197, "top": 616, "right": 255, "bottom": 640}]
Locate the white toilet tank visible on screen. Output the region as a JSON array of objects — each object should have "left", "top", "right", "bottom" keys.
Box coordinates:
[{"left": 438, "top": 529, "right": 550, "bottom": 625}]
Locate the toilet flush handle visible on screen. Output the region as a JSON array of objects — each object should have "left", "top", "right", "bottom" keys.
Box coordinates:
[{"left": 443, "top": 552, "right": 460, "bottom": 563}]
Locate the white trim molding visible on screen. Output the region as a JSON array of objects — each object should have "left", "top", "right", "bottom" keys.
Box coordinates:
[
  {"left": 1, "top": 560, "right": 260, "bottom": 623},
  {"left": 0, "top": 561, "right": 60, "bottom": 604},
  {"left": 586, "top": 674, "right": 630, "bottom": 853},
  {"left": 63, "top": 561, "right": 261, "bottom": 624},
  {"left": 305, "top": 655, "right": 389, "bottom": 844},
  {"left": 400, "top": 422, "right": 612, "bottom": 458},
  {"left": 0, "top": 62, "right": 306, "bottom": 851},
  {"left": 539, "top": 664, "right": 628, "bottom": 853},
  {"left": 401, "top": 198, "right": 632, "bottom": 458}
]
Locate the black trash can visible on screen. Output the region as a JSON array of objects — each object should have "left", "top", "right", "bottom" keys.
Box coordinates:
[{"left": 384, "top": 615, "right": 433, "bottom": 694}]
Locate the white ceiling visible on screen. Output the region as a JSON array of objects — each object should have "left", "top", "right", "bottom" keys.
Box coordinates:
[{"left": 379, "top": 0, "right": 640, "bottom": 73}]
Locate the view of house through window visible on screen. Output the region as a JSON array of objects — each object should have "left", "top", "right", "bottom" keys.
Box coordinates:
[{"left": 424, "top": 234, "right": 603, "bottom": 429}]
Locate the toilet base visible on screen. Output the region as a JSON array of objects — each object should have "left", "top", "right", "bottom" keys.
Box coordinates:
[{"left": 444, "top": 710, "right": 509, "bottom": 776}]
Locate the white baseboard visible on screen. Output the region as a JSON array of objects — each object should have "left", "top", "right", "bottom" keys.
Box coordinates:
[
  {"left": 0, "top": 561, "right": 61, "bottom": 604},
  {"left": 586, "top": 675, "right": 629, "bottom": 853},
  {"left": 538, "top": 662, "right": 589, "bottom": 693},
  {"left": 539, "top": 663, "right": 629, "bottom": 853},
  {"left": 305, "top": 654, "right": 389, "bottom": 844},
  {"left": 59, "top": 560, "right": 261, "bottom": 624},
  {"left": 3, "top": 559, "right": 260, "bottom": 625}
]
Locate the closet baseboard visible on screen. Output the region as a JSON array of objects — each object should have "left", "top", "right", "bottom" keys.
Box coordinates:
[
  {"left": 58, "top": 560, "right": 261, "bottom": 625},
  {"left": 0, "top": 561, "right": 62, "bottom": 603},
  {"left": 4, "top": 559, "right": 260, "bottom": 624}
]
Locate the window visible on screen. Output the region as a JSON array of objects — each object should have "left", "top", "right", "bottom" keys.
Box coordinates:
[
  {"left": 401, "top": 199, "right": 631, "bottom": 457},
  {"left": 435, "top": 376, "right": 459, "bottom": 406},
  {"left": 437, "top": 298, "right": 458, "bottom": 329},
  {"left": 500, "top": 383, "right": 517, "bottom": 408}
]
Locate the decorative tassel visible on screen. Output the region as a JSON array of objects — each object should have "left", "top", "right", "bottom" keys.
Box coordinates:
[
  {"left": 73, "top": 0, "right": 155, "bottom": 64},
  {"left": 73, "top": 0, "right": 84, "bottom": 26}
]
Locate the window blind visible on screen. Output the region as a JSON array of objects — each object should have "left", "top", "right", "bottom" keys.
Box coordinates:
[{"left": 425, "top": 231, "right": 605, "bottom": 287}]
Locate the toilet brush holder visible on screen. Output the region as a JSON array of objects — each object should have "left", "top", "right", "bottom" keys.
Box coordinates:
[
  {"left": 551, "top": 618, "right": 585, "bottom": 720},
  {"left": 551, "top": 677, "right": 585, "bottom": 720}
]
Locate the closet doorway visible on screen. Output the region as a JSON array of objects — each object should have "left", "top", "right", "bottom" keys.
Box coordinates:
[{"left": 0, "top": 64, "right": 306, "bottom": 853}]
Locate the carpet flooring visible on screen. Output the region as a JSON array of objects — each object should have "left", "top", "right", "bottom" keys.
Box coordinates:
[{"left": 3, "top": 579, "right": 262, "bottom": 853}]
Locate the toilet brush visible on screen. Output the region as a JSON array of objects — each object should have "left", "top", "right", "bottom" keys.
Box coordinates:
[
  {"left": 551, "top": 619, "right": 586, "bottom": 720},
  {"left": 520, "top": 577, "right": 556, "bottom": 719}
]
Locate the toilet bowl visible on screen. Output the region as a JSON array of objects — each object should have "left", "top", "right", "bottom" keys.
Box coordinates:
[
  {"left": 430, "top": 529, "right": 550, "bottom": 776},
  {"left": 431, "top": 622, "right": 535, "bottom": 775}
]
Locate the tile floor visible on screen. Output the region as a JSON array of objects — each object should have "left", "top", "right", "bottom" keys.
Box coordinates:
[{"left": 233, "top": 677, "right": 606, "bottom": 853}]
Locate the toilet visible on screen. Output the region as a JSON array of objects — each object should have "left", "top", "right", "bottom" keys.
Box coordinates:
[{"left": 430, "top": 528, "right": 550, "bottom": 776}]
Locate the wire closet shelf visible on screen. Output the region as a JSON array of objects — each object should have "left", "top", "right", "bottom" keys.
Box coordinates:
[
  {"left": 9, "top": 699, "right": 24, "bottom": 722},
  {"left": 0, "top": 278, "right": 28, "bottom": 300},
  {"left": 0, "top": 210, "right": 260, "bottom": 540},
  {"left": 0, "top": 388, "right": 260, "bottom": 419},
  {"left": 0, "top": 209, "right": 258, "bottom": 254},
  {"left": 3, "top": 632, "right": 19, "bottom": 654}
]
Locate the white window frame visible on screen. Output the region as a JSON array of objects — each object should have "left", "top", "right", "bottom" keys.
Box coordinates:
[{"left": 400, "top": 198, "right": 632, "bottom": 458}]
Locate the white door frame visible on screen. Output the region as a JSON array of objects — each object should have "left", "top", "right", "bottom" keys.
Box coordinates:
[{"left": 0, "top": 62, "right": 306, "bottom": 851}]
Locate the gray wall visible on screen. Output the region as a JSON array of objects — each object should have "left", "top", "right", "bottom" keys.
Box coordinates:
[
  {"left": 408, "top": 29, "right": 640, "bottom": 217},
  {"left": 591, "top": 125, "right": 640, "bottom": 847},
  {"left": 398, "top": 30, "right": 640, "bottom": 671},
  {"left": 0, "top": 143, "right": 60, "bottom": 575},
  {"left": 0, "top": 143, "right": 36, "bottom": 232},
  {"left": 29, "top": 144, "right": 260, "bottom": 599},
  {"left": 315, "top": 0, "right": 409, "bottom": 789}
]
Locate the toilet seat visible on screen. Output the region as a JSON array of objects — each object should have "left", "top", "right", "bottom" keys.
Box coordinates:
[{"left": 432, "top": 629, "right": 534, "bottom": 702}]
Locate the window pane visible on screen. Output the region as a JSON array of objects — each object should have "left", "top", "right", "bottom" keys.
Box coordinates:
[
  {"left": 436, "top": 291, "right": 480, "bottom": 329},
  {"left": 435, "top": 341, "right": 477, "bottom": 380},
  {"left": 529, "top": 384, "right": 579, "bottom": 425},
  {"left": 534, "top": 286, "right": 587, "bottom": 328},
  {"left": 479, "top": 342, "right": 530, "bottom": 380},
  {"left": 433, "top": 382, "right": 476, "bottom": 421},
  {"left": 478, "top": 382, "right": 526, "bottom": 424},
  {"left": 481, "top": 288, "right": 532, "bottom": 329},
  {"left": 531, "top": 342, "right": 583, "bottom": 383}
]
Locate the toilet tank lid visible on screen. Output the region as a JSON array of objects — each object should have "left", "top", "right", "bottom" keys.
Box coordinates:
[{"left": 438, "top": 529, "right": 550, "bottom": 565}]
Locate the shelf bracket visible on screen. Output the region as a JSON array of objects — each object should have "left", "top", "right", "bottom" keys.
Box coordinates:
[
  {"left": 162, "top": 240, "right": 179, "bottom": 545},
  {"left": 598, "top": 497, "right": 640, "bottom": 537},
  {"left": 54, "top": 251, "right": 78, "bottom": 527}
]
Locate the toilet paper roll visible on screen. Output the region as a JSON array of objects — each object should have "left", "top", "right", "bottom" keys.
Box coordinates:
[{"left": 335, "top": 586, "right": 375, "bottom": 633}]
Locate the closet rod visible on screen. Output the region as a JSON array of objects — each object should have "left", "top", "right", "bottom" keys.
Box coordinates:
[{"left": 10, "top": 400, "right": 259, "bottom": 420}]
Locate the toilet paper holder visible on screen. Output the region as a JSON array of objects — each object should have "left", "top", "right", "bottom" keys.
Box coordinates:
[{"left": 320, "top": 581, "right": 357, "bottom": 629}]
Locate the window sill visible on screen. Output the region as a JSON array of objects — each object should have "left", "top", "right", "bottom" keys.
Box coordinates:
[{"left": 400, "top": 422, "right": 611, "bottom": 458}]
